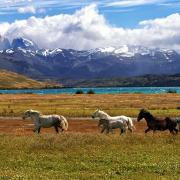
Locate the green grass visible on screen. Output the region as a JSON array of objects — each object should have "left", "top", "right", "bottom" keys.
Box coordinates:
[
  {"left": 0, "top": 133, "right": 179, "bottom": 179},
  {"left": 0, "top": 94, "right": 180, "bottom": 117}
]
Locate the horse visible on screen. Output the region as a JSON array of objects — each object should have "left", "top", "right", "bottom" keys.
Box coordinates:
[
  {"left": 22, "top": 109, "right": 68, "bottom": 134},
  {"left": 176, "top": 118, "right": 180, "bottom": 131},
  {"left": 98, "top": 119, "right": 127, "bottom": 135},
  {"left": 92, "top": 109, "right": 135, "bottom": 132},
  {"left": 137, "top": 109, "right": 178, "bottom": 134}
]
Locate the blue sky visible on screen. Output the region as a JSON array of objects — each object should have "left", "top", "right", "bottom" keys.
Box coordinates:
[
  {"left": 0, "top": 0, "right": 180, "bottom": 28},
  {"left": 0, "top": 0, "right": 180, "bottom": 50}
]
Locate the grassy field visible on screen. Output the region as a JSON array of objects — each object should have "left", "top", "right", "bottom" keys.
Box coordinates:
[
  {"left": 0, "top": 93, "right": 180, "bottom": 179},
  {"left": 0, "top": 133, "right": 179, "bottom": 179},
  {"left": 0, "top": 93, "right": 179, "bottom": 117}
]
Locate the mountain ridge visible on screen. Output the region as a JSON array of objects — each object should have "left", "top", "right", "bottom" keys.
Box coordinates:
[{"left": 0, "top": 37, "right": 179, "bottom": 83}]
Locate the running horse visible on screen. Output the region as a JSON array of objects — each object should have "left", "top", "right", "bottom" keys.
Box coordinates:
[
  {"left": 22, "top": 109, "right": 68, "bottom": 134},
  {"left": 137, "top": 109, "right": 178, "bottom": 134}
]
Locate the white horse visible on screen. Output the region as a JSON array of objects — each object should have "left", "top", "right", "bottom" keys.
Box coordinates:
[
  {"left": 98, "top": 119, "right": 127, "bottom": 135},
  {"left": 92, "top": 109, "right": 135, "bottom": 132},
  {"left": 22, "top": 109, "right": 68, "bottom": 134}
]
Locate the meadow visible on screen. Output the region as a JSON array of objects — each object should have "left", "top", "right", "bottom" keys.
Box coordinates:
[
  {"left": 0, "top": 93, "right": 179, "bottom": 117},
  {"left": 0, "top": 133, "right": 179, "bottom": 179},
  {"left": 0, "top": 93, "right": 180, "bottom": 179}
]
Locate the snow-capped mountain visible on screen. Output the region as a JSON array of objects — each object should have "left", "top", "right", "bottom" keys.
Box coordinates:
[
  {"left": 11, "top": 37, "right": 38, "bottom": 51},
  {"left": 0, "top": 36, "right": 11, "bottom": 50},
  {"left": 0, "top": 37, "right": 179, "bottom": 81}
]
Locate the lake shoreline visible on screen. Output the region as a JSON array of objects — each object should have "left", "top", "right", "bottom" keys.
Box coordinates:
[{"left": 0, "top": 86, "right": 179, "bottom": 94}]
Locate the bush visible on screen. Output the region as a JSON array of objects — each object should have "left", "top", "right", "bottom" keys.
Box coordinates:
[
  {"left": 87, "top": 89, "right": 95, "bottom": 94},
  {"left": 166, "top": 89, "right": 177, "bottom": 93},
  {"left": 75, "top": 89, "right": 84, "bottom": 94}
]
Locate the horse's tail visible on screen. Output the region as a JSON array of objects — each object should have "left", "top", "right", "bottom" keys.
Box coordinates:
[
  {"left": 176, "top": 118, "right": 180, "bottom": 131},
  {"left": 60, "top": 115, "right": 68, "bottom": 131},
  {"left": 176, "top": 118, "right": 180, "bottom": 124},
  {"left": 127, "top": 117, "right": 136, "bottom": 130}
]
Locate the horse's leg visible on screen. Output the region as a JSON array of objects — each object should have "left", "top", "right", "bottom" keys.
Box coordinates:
[
  {"left": 174, "top": 128, "right": 178, "bottom": 134},
  {"left": 120, "top": 128, "right": 125, "bottom": 134},
  {"left": 33, "top": 126, "right": 39, "bottom": 133},
  {"left": 54, "top": 126, "right": 59, "bottom": 133},
  {"left": 101, "top": 126, "right": 106, "bottom": 133},
  {"left": 106, "top": 127, "right": 110, "bottom": 134},
  {"left": 128, "top": 127, "right": 133, "bottom": 133},
  {"left": 153, "top": 128, "right": 156, "bottom": 135},
  {"left": 171, "top": 128, "right": 178, "bottom": 134},
  {"left": 169, "top": 129, "right": 175, "bottom": 135},
  {"left": 145, "top": 127, "right": 151, "bottom": 133},
  {"left": 37, "top": 127, "right": 41, "bottom": 134}
]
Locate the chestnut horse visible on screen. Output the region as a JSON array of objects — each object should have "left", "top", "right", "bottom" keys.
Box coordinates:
[{"left": 137, "top": 109, "right": 178, "bottom": 134}]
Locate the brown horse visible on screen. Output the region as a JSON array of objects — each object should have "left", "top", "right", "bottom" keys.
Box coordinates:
[{"left": 137, "top": 109, "right": 178, "bottom": 134}]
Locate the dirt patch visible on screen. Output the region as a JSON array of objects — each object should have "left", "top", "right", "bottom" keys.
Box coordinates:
[{"left": 0, "top": 117, "right": 173, "bottom": 136}]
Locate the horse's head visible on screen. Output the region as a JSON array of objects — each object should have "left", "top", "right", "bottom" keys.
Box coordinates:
[
  {"left": 22, "top": 109, "right": 32, "bottom": 119},
  {"left": 137, "top": 109, "right": 148, "bottom": 121},
  {"left": 92, "top": 109, "right": 109, "bottom": 119},
  {"left": 22, "top": 109, "right": 40, "bottom": 119},
  {"left": 92, "top": 109, "right": 100, "bottom": 119}
]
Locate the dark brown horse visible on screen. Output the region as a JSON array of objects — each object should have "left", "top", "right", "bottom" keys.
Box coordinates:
[{"left": 137, "top": 109, "right": 178, "bottom": 134}]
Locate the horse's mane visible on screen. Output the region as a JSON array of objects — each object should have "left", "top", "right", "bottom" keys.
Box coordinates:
[
  {"left": 99, "top": 110, "right": 110, "bottom": 117},
  {"left": 27, "top": 109, "right": 42, "bottom": 115},
  {"left": 140, "top": 109, "right": 154, "bottom": 119}
]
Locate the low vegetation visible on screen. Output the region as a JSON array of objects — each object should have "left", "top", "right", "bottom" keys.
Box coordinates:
[
  {"left": 0, "top": 133, "right": 179, "bottom": 179},
  {"left": 71, "top": 74, "right": 180, "bottom": 87},
  {"left": 87, "top": 89, "right": 95, "bottom": 94},
  {"left": 166, "top": 89, "right": 177, "bottom": 93},
  {"left": 0, "top": 94, "right": 179, "bottom": 117},
  {"left": 75, "top": 89, "right": 84, "bottom": 94},
  {"left": 0, "top": 70, "right": 62, "bottom": 89}
]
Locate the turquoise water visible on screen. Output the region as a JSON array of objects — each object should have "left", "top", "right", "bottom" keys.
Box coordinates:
[{"left": 0, "top": 87, "right": 179, "bottom": 94}]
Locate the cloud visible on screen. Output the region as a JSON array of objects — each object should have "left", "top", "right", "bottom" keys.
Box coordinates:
[
  {"left": 17, "top": 5, "right": 36, "bottom": 14},
  {"left": 1, "top": 4, "right": 180, "bottom": 50},
  {"left": 105, "top": 0, "right": 166, "bottom": 7}
]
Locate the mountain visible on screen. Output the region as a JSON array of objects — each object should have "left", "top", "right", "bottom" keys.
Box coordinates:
[
  {"left": 0, "top": 37, "right": 179, "bottom": 84},
  {"left": 0, "top": 36, "right": 11, "bottom": 50},
  {"left": 11, "top": 37, "right": 38, "bottom": 51}
]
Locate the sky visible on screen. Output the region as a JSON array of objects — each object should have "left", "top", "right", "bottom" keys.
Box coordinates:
[{"left": 0, "top": 0, "right": 180, "bottom": 50}]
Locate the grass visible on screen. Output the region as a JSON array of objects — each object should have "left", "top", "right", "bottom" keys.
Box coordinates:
[
  {"left": 0, "top": 93, "right": 179, "bottom": 117},
  {"left": 0, "top": 93, "right": 179, "bottom": 179},
  {"left": 0, "top": 133, "right": 179, "bottom": 179},
  {"left": 0, "top": 70, "right": 61, "bottom": 89}
]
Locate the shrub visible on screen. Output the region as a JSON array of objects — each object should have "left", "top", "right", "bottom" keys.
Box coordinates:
[
  {"left": 87, "top": 89, "right": 95, "bottom": 94},
  {"left": 166, "top": 89, "right": 177, "bottom": 93},
  {"left": 75, "top": 89, "right": 84, "bottom": 94}
]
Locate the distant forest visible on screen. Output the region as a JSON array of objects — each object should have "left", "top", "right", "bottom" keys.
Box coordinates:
[{"left": 68, "top": 74, "right": 180, "bottom": 87}]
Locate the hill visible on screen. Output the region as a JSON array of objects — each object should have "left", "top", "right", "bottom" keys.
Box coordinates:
[
  {"left": 70, "top": 74, "right": 180, "bottom": 87},
  {"left": 0, "top": 70, "right": 62, "bottom": 89}
]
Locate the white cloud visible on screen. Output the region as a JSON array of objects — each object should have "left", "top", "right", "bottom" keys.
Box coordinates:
[
  {"left": 37, "top": 8, "right": 46, "bottom": 14},
  {"left": 106, "top": 0, "right": 166, "bottom": 7},
  {"left": 17, "top": 5, "right": 36, "bottom": 14},
  {"left": 1, "top": 4, "right": 180, "bottom": 50}
]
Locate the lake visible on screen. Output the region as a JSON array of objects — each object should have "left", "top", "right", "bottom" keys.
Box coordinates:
[{"left": 0, "top": 87, "right": 179, "bottom": 94}]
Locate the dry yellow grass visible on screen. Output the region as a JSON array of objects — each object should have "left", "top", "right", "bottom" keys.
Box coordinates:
[
  {"left": 0, "top": 93, "right": 179, "bottom": 117},
  {"left": 0, "top": 70, "right": 61, "bottom": 89}
]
